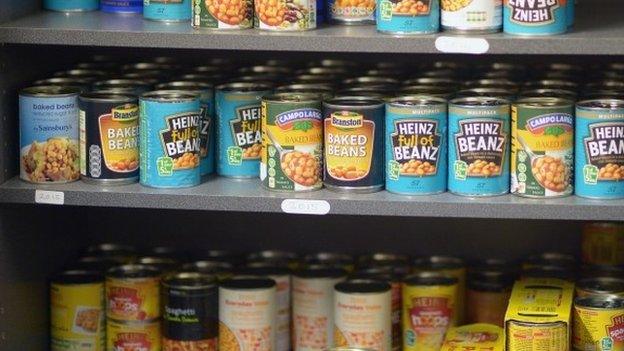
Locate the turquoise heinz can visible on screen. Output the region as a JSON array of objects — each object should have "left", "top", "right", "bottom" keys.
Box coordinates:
[
  {"left": 140, "top": 91, "right": 202, "bottom": 188},
  {"left": 575, "top": 99, "right": 624, "bottom": 199},
  {"left": 386, "top": 95, "right": 447, "bottom": 195},
  {"left": 448, "top": 97, "right": 511, "bottom": 196},
  {"left": 376, "top": 0, "right": 440, "bottom": 35},
  {"left": 567, "top": 0, "right": 574, "bottom": 27},
  {"left": 144, "top": 0, "right": 192, "bottom": 21},
  {"left": 43, "top": 0, "right": 99, "bottom": 11},
  {"left": 216, "top": 82, "right": 272, "bottom": 178},
  {"left": 503, "top": 0, "right": 567, "bottom": 35}
]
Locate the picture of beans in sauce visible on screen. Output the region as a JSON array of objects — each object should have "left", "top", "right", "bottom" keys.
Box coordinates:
[
  {"left": 280, "top": 151, "right": 321, "bottom": 186},
  {"left": 74, "top": 308, "right": 100, "bottom": 333},
  {"left": 335, "top": 329, "right": 385, "bottom": 351},
  {"left": 256, "top": 0, "right": 309, "bottom": 26},
  {"left": 392, "top": 0, "right": 430, "bottom": 15},
  {"left": 294, "top": 315, "right": 328, "bottom": 348},
  {"left": 243, "top": 143, "right": 263, "bottom": 158},
  {"left": 441, "top": 0, "right": 472, "bottom": 11},
  {"left": 329, "top": 165, "right": 367, "bottom": 180},
  {"left": 467, "top": 160, "right": 501, "bottom": 177},
  {"left": 109, "top": 156, "right": 139, "bottom": 172},
  {"left": 174, "top": 152, "right": 200, "bottom": 169},
  {"left": 22, "top": 138, "right": 79, "bottom": 182},
  {"left": 532, "top": 156, "right": 569, "bottom": 192},
  {"left": 400, "top": 160, "right": 436, "bottom": 176},
  {"left": 163, "top": 339, "right": 217, "bottom": 351},
  {"left": 334, "top": 0, "right": 375, "bottom": 12},
  {"left": 219, "top": 322, "right": 241, "bottom": 351},
  {"left": 205, "top": 0, "right": 252, "bottom": 25},
  {"left": 599, "top": 163, "right": 624, "bottom": 180}
]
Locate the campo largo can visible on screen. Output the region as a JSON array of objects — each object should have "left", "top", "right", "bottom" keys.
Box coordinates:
[
  {"left": 323, "top": 97, "right": 385, "bottom": 193},
  {"left": 582, "top": 222, "right": 624, "bottom": 266},
  {"left": 503, "top": 0, "right": 567, "bottom": 36},
  {"left": 100, "top": 0, "right": 143, "bottom": 13},
  {"left": 50, "top": 270, "right": 105, "bottom": 351},
  {"left": 255, "top": 0, "right": 317, "bottom": 30},
  {"left": 261, "top": 93, "right": 323, "bottom": 191},
  {"left": 192, "top": 0, "right": 254, "bottom": 29},
  {"left": 329, "top": 0, "right": 375, "bottom": 24},
  {"left": 448, "top": 97, "right": 511, "bottom": 196},
  {"left": 575, "top": 99, "right": 624, "bottom": 199},
  {"left": 216, "top": 83, "right": 272, "bottom": 178},
  {"left": 43, "top": 0, "right": 99, "bottom": 11},
  {"left": 107, "top": 319, "right": 161, "bottom": 351},
  {"left": 511, "top": 97, "right": 574, "bottom": 198},
  {"left": 19, "top": 86, "right": 81, "bottom": 184},
  {"left": 376, "top": 0, "right": 440, "bottom": 35},
  {"left": 140, "top": 91, "right": 202, "bottom": 188},
  {"left": 442, "top": 0, "right": 502, "bottom": 33},
  {"left": 144, "top": 0, "right": 192, "bottom": 21},
  {"left": 385, "top": 96, "right": 447, "bottom": 195},
  {"left": 573, "top": 296, "right": 624, "bottom": 351},
  {"left": 78, "top": 92, "right": 139, "bottom": 185},
  {"left": 106, "top": 264, "right": 161, "bottom": 322}
]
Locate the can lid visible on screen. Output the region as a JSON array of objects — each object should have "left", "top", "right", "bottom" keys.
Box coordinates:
[
  {"left": 93, "top": 79, "right": 151, "bottom": 88},
  {"left": 264, "top": 92, "right": 323, "bottom": 103},
  {"left": 156, "top": 81, "right": 213, "bottom": 91},
  {"left": 51, "top": 269, "right": 104, "bottom": 284},
  {"left": 162, "top": 271, "right": 217, "bottom": 289},
  {"left": 303, "top": 252, "right": 353, "bottom": 264},
  {"left": 351, "top": 267, "right": 402, "bottom": 282},
  {"left": 216, "top": 82, "right": 273, "bottom": 92},
  {"left": 79, "top": 91, "right": 137, "bottom": 103},
  {"left": 107, "top": 264, "right": 161, "bottom": 278},
  {"left": 515, "top": 96, "right": 575, "bottom": 107},
  {"left": 413, "top": 255, "right": 464, "bottom": 270},
  {"left": 295, "top": 265, "right": 348, "bottom": 279},
  {"left": 324, "top": 96, "right": 385, "bottom": 107},
  {"left": 404, "top": 271, "right": 458, "bottom": 286},
  {"left": 390, "top": 95, "right": 447, "bottom": 106},
  {"left": 141, "top": 90, "right": 199, "bottom": 101},
  {"left": 20, "top": 85, "right": 82, "bottom": 97},
  {"left": 86, "top": 243, "right": 136, "bottom": 256},
  {"left": 449, "top": 96, "right": 510, "bottom": 107},
  {"left": 220, "top": 276, "right": 276, "bottom": 290},
  {"left": 335, "top": 279, "right": 391, "bottom": 293},
  {"left": 577, "top": 98, "right": 624, "bottom": 109},
  {"left": 575, "top": 295, "right": 624, "bottom": 309},
  {"left": 183, "top": 260, "right": 234, "bottom": 273},
  {"left": 577, "top": 276, "right": 624, "bottom": 294},
  {"left": 237, "top": 265, "right": 291, "bottom": 277}
]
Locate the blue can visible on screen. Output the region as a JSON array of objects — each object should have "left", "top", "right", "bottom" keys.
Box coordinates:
[
  {"left": 100, "top": 0, "right": 143, "bottom": 13},
  {"left": 144, "top": 0, "right": 192, "bottom": 21},
  {"left": 567, "top": 0, "right": 574, "bottom": 27},
  {"left": 386, "top": 96, "right": 447, "bottom": 195},
  {"left": 575, "top": 99, "right": 624, "bottom": 199},
  {"left": 216, "top": 83, "right": 272, "bottom": 178},
  {"left": 140, "top": 91, "right": 202, "bottom": 188},
  {"left": 317, "top": 0, "right": 326, "bottom": 23},
  {"left": 503, "top": 0, "right": 567, "bottom": 35},
  {"left": 43, "top": 0, "right": 99, "bottom": 11},
  {"left": 448, "top": 97, "right": 511, "bottom": 196},
  {"left": 376, "top": 0, "right": 439, "bottom": 34}
]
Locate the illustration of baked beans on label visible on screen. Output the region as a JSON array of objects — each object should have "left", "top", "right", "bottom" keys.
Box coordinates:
[
  {"left": 388, "top": 119, "right": 441, "bottom": 180},
  {"left": 453, "top": 119, "right": 506, "bottom": 180},
  {"left": 158, "top": 112, "right": 201, "bottom": 176},
  {"left": 254, "top": 0, "right": 316, "bottom": 30},
  {"left": 228, "top": 105, "right": 262, "bottom": 166},
  {"left": 196, "top": 0, "right": 254, "bottom": 29},
  {"left": 98, "top": 104, "right": 140, "bottom": 174},
  {"left": 582, "top": 122, "right": 624, "bottom": 184},
  {"left": 325, "top": 111, "right": 375, "bottom": 181}
]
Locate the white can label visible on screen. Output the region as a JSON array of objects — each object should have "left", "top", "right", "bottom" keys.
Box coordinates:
[
  {"left": 441, "top": 0, "right": 502, "bottom": 29},
  {"left": 334, "top": 290, "right": 392, "bottom": 351},
  {"left": 272, "top": 274, "right": 292, "bottom": 351}
]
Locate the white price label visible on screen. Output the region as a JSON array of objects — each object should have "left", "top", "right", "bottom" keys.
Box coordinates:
[
  {"left": 35, "top": 190, "right": 65, "bottom": 205},
  {"left": 281, "top": 199, "right": 330, "bottom": 215},
  {"left": 435, "top": 36, "right": 490, "bottom": 54}
]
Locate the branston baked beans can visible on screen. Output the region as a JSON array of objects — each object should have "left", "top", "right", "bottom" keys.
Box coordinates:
[
  {"left": 107, "top": 319, "right": 161, "bottom": 351},
  {"left": 323, "top": 96, "right": 385, "bottom": 193},
  {"left": 576, "top": 277, "right": 624, "bottom": 299},
  {"left": 261, "top": 93, "right": 323, "bottom": 191},
  {"left": 50, "top": 270, "right": 105, "bottom": 351},
  {"left": 106, "top": 264, "right": 161, "bottom": 322},
  {"left": 441, "top": 0, "right": 502, "bottom": 33},
  {"left": 582, "top": 222, "right": 624, "bottom": 266},
  {"left": 254, "top": 0, "right": 317, "bottom": 30},
  {"left": 503, "top": 0, "right": 567, "bottom": 36},
  {"left": 574, "top": 296, "right": 624, "bottom": 351},
  {"left": 385, "top": 95, "right": 447, "bottom": 195},
  {"left": 375, "top": 0, "right": 440, "bottom": 35},
  {"left": 219, "top": 277, "right": 277, "bottom": 351},
  {"left": 448, "top": 97, "right": 511, "bottom": 196},
  {"left": 328, "top": 0, "right": 375, "bottom": 24},
  {"left": 575, "top": 99, "right": 624, "bottom": 199}
]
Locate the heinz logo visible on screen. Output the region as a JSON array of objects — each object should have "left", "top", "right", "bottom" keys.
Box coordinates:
[
  {"left": 276, "top": 108, "right": 322, "bottom": 128},
  {"left": 331, "top": 111, "right": 363, "bottom": 129},
  {"left": 507, "top": 0, "right": 560, "bottom": 24}
]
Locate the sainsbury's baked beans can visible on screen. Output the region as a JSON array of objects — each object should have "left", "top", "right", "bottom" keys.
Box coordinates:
[
  {"left": 192, "top": 0, "right": 254, "bottom": 29},
  {"left": 329, "top": 0, "right": 375, "bottom": 24},
  {"left": 323, "top": 97, "right": 385, "bottom": 193},
  {"left": 100, "top": 0, "right": 143, "bottom": 13},
  {"left": 503, "top": 0, "right": 567, "bottom": 36},
  {"left": 107, "top": 319, "right": 161, "bottom": 351},
  {"left": 144, "top": 0, "right": 192, "bottom": 21},
  {"left": 582, "top": 222, "right": 624, "bottom": 266},
  {"left": 376, "top": 0, "right": 440, "bottom": 35},
  {"left": 106, "top": 264, "right": 161, "bottom": 322},
  {"left": 573, "top": 296, "right": 624, "bottom": 351},
  {"left": 576, "top": 277, "right": 624, "bottom": 298},
  {"left": 448, "top": 97, "right": 511, "bottom": 196},
  {"left": 575, "top": 99, "right": 624, "bottom": 199},
  {"left": 385, "top": 96, "right": 447, "bottom": 195},
  {"left": 441, "top": 0, "right": 502, "bottom": 33}
]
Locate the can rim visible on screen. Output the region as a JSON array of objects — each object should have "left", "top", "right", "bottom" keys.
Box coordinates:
[
  {"left": 140, "top": 90, "right": 200, "bottom": 101},
  {"left": 514, "top": 96, "right": 575, "bottom": 107},
  {"left": 263, "top": 92, "right": 323, "bottom": 103},
  {"left": 577, "top": 98, "right": 624, "bottom": 109},
  {"left": 335, "top": 279, "right": 391, "bottom": 293},
  {"left": 162, "top": 271, "right": 217, "bottom": 289},
  {"left": 20, "top": 85, "right": 82, "bottom": 97},
  {"left": 216, "top": 82, "right": 273, "bottom": 92},
  {"left": 220, "top": 276, "right": 276, "bottom": 290},
  {"left": 324, "top": 95, "right": 386, "bottom": 107},
  {"left": 449, "top": 96, "right": 510, "bottom": 107},
  {"left": 575, "top": 295, "right": 624, "bottom": 309},
  {"left": 79, "top": 91, "right": 137, "bottom": 102},
  {"left": 403, "top": 271, "right": 458, "bottom": 286},
  {"left": 156, "top": 80, "right": 214, "bottom": 90},
  {"left": 389, "top": 95, "right": 447, "bottom": 106},
  {"left": 107, "top": 264, "right": 161, "bottom": 278}
]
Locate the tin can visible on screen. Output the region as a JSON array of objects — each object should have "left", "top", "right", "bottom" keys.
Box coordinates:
[
  {"left": 323, "top": 97, "right": 385, "bottom": 193},
  {"left": 582, "top": 222, "right": 624, "bottom": 266},
  {"left": 580, "top": 264, "right": 624, "bottom": 280},
  {"left": 144, "top": 0, "right": 192, "bottom": 21},
  {"left": 254, "top": 0, "right": 317, "bottom": 30},
  {"left": 575, "top": 99, "right": 624, "bottom": 199},
  {"left": 260, "top": 93, "right": 323, "bottom": 191},
  {"left": 19, "top": 86, "right": 81, "bottom": 183},
  {"left": 50, "top": 270, "right": 105, "bottom": 351},
  {"left": 33, "top": 77, "right": 91, "bottom": 92},
  {"left": 137, "top": 256, "right": 179, "bottom": 274},
  {"left": 183, "top": 260, "right": 234, "bottom": 280},
  {"left": 511, "top": 97, "right": 574, "bottom": 197},
  {"left": 192, "top": 0, "right": 254, "bottom": 29},
  {"left": 518, "top": 88, "right": 577, "bottom": 100},
  {"left": 403, "top": 272, "right": 459, "bottom": 351},
  {"left": 576, "top": 277, "right": 624, "bottom": 298},
  {"left": 400, "top": 86, "right": 455, "bottom": 99},
  {"left": 455, "top": 88, "right": 516, "bottom": 101},
  {"left": 329, "top": 0, "right": 375, "bottom": 24},
  {"left": 448, "top": 97, "right": 511, "bottom": 196},
  {"left": 524, "top": 79, "right": 578, "bottom": 91},
  {"left": 505, "top": 321, "right": 568, "bottom": 351},
  {"left": 162, "top": 272, "right": 219, "bottom": 351},
  {"left": 139, "top": 91, "right": 202, "bottom": 188},
  {"left": 215, "top": 83, "right": 272, "bottom": 178},
  {"left": 441, "top": 0, "right": 502, "bottom": 33},
  {"left": 219, "top": 277, "right": 277, "bottom": 351},
  {"left": 78, "top": 92, "right": 139, "bottom": 185},
  {"left": 503, "top": 0, "right": 567, "bottom": 36},
  {"left": 54, "top": 69, "right": 108, "bottom": 82},
  {"left": 92, "top": 79, "right": 153, "bottom": 96},
  {"left": 385, "top": 96, "right": 447, "bottom": 195},
  {"left": 106, "top": 264, "right": 161, "bottom": 321},
  {"left": 101, "top": 0, "right": 143, "bottom": 13},
  {"left": 334, "top": 280, "right": 392, "bottom": 351},
  {"left": 107, "top": 319, "right": 161, "bottom": 351},
  {"left": 293, "top": 267, "right": 348, "bottom": 351},
  {"left": 74, "top": 256, "right": 126, "bottom": 273},
  {"left": 43, "top": 0, "right": 99, "bottom": 11},
  {"left": 248, "top": 250, "right": 300, "bottom": 270},
  {"left": 376, "top": 0, "right": 440, "bottom": 35},
  {"left": 466, "top": 269, "right": 513, "bottom": 327},
  {"left": 303, "top": 252, "right": 355, "bottom": 272},
  {"left": 358, "top": 253, "right": 410, "bottom": 275},
  {"left": 521, "top": 265, "right": 576, "bottom": 282},
  {"left": 574, "top": 296, "right": 624, "bottom": 351},
  {"left": 275, "top": 84, "right": 334, "bottom": 100}
]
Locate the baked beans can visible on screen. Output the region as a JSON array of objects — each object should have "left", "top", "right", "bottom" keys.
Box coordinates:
[
  {"left": 466, "top": 269, "right": 513, "bottom": 327},
  {"left": 293, "top": 267, "right": 347, "bottom": 351},
  {"left": 50, "top": 270, "right": 105, "bottom": 351},
  {"left": 376, "top": 0, "right": 440, "bottom": 35},
  {"left": 144, "top": 0, "right": 192, "bottom": 21},
  {"left": 86, "top": 243, "right": 137, "bottom": 258},
  {"left": 328, "top": 0, "right": 375, "bottom": 24},
  {"left": 323, "top": 97, "right": 385, "bottom": 193},
  {"left": 580, "top": 264, "right": 624, "bottom": 280},
  {"left": 73, "top": 256, "right": 126, "bottom": 273},
  {"left": 106, "top": 264, "right": 161, "bottom": 321},
  {"left": 101, "top": 0, "right": 143, "bottom": 13},
  {"left": 92, "top": 79, "right": 153, "bottom": 96},
  {"left": 441, "top": 0, "right": 502, "bottom": 33},
  {"left": 106, "top": 319, "right": 161, "bottom": 351},
  {"left": 402, "top": 272, "right": 459, "bottom": 351},
  {"left": 139, "top": 91, "right": 202, "bottom": 188},
  {"left": 254, "top": 0, "right": 317, "bottom": 30},
  {"left": 448, "top": 97, "right": 511, "bottom": 196},
  {"left": 33, "top": 77, "right": 92, "bottom": 92},
  {"left": 503, "top": 0, "right": 567, "bottom": 36},
  {"left": 19, "top": 86, "right": 81, "bottom": 183},
  {"left": 575, "top": 99, "right": 624, "bottom": 199},
  {"left": 43, "top": 0, "right": 99, "bottom": 11},
  {"left": 219, "top": 277, "right": 277, "bottom": 351},
  {"left": 216, "top": 83, "right": 272, "bottom": 178},
  {"left": 576, "top": 277, "right": 624, "bottom": 298},
  {"left": 574, "top": 296, "right": 624, "bottom": 351},
  {"left": 162, "top": 272, "right": 219, "bottom": 351},
  {"left": 261, "top": 93, "right": 323, "bottom": 191},
  {"left": 192, "top": 0, "right": 253, "bottom": 29},
  {"left": 455, "top": 88, "right": 516, "bottom": 101},
  {"left": 582, "top": 222, "right": 624, "bottom": 266},
  {"left": 441, "top": 323, "right": 504, "bottom": 351},
  {"left": 518, "top": 88, "right": 577, "bottom": 100},
  {"left": 385, "top": 95, "right": 447, "bottom": 195},
  {"left": 334, "top": 279, "right": 392, "bottom": 351},
  {"left": 78, "top": 92, "right": 139, "bottom": 185}
]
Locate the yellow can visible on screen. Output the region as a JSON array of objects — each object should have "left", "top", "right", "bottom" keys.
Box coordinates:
[
  {"left": 574, "top": 296, "right": 624, "bottom": 351},
  {"left": 50, "top": 270, "right": 105, "bottom": 351},
  {"left": 582, "top": 222, "right": 624, "bottom": 266},
  {"left": 106, "top": 319, "right": 161, "bottom": 351},
  {"left": 506, "top": 321, "right": 568, "bottom": 351},
  {"left": 106, "top": 264, "right": 161, "bottom": 321}
]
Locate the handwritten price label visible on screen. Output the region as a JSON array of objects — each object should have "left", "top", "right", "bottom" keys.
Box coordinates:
[
  {"left": 281, "top": 199, "right": 330, "bottom": 215},
  {"left": 35, "top": 190, "right": 65, "bottom": 205},
  {"left": 435, "top": 36, "right": 490, "bottom": 54}
]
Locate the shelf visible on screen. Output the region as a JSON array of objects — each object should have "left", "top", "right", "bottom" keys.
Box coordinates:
[{"left": 0, "top": 1, "right": 622, "bottom": 54}]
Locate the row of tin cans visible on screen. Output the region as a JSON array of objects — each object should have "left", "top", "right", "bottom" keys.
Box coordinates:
[{"left": 43, "top": 0, "right": 192, "bottom": 21}]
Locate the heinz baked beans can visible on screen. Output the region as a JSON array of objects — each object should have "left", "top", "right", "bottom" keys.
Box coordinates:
[
  {"left": 100, "top": 0, "right": 143, "bottom": 13},
  {"left": 574, "top": 296, "right": 624, "bottom": 351},
  {"left": 219, "top": 277, "right": 277, "bottom": 351},
  {"left": 192, "top": 0, "right": 254, "bottom": 29},
  {"left": 107, "top": 319, "right": 161, "bottom": 351},
  {"left": 576, "top": 277, "right": 624, "bottom": 298},
  {"left": 139, "top": 91, "right": 202, "bottom": 188},
  {"left": 582, "top": 222, "right": 624, "bottom": 266},
  {"left": 261, "top": 93, "right": 323, "bottom": 191},
  {"left": 448, "top": 97, "right": 510, "bottom": 196},
  {"left": 254, "top": 0, "right": 317, "bottom": 30},
  {"left": 441, "top": 0, "right": 502, "bottom": 33},
  {"left": 144, "top": 0, "right": 192, "bottom": 21},
  {"left": 375, "top": 0, "right": 440, "bottom": 35},
  {"left": 43, "top": 0, "right": 99, "bottom": 11},
  {"left": 575, "top": 99, "right": 624, "bottom": 199},
  {"left": 328, "top": 0, "right": 375, "bottom": 24},
  {"left": 106, "top": 264, "right": 161, "bottom": 322},
  {"left": 323, "top": 97, "right": 385, "bottom": 193},
  {"left": 503, "top": 0, "right": 567, "bottom": 36},
  {"left": 385, "top": 95, "right": 447, "bottom": 195}
]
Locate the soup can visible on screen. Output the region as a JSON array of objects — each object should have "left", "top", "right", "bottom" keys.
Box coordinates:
[
  {"left": 43, "top": 0, "right": 99, "bottom": 11},
  {"left": 216, "top": 82, "right": 272, "bottom": 178},
  {"left": 144, "top": 0, "right": 192, "bottom": 21},
  {"left": 385, "top": 95, "right": 447, "bottom": 195},
  {"left": 78, "top": 92, "right": 140, "bottom": 185},
  {"left": 254, "top": 0, "right": 317, "bottom": 30},
  {"left": 503, "top": 0, "right": 567, "bottom": 36},
  {"left": 448, "top": 97, "right": 511, "bottom": 196},
  {"left": 329, "top": 0, "right": 375, "bottom": 24},
  {"left": 323, "top": 96, "right": 385, "bottom": 193},
  {"left": 100, "top": 0, "right": 143, "bottom": 13},
  {"left": 573, "top": 296, "right": 624, "bottom": 351},
  {"left": 575, "top": 99, "right": 624, "bottom": 199},
  {"left": 106, "top": 264, "right": 161, "bottom": 321},
  {"left": 261, "top": 93, "right": 323, "bottom": 191},
  {"left": 441, "top": 0, "right": 502, "bottom": 33},
  {"left": 19, "top": 86, "right": 81, "bottom": 183},
  {"left": 582, "top": 222, "right": 624, "bottom": 266},
  {"left": 192, "top": 0, "right": 254, "bottom": 29},
  {"left": 139, "top": 91, "right": 202, "bottom": 188},
  {"left": 576, "top": 277, "right": 624, "bottom": 298},
  {"left": 376, "top": 0, "right": 440, "bottom": 35},
  {"left": 107, "top": 319, "right": 161, "bottom": 351}
]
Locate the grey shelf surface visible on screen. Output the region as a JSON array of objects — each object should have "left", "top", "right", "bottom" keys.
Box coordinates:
[
  {"left": 0, "top": 1, "right": 622, "bottom": 54},
  {"left": 1, "top": 176, "right": 622, "bottom": 220}
]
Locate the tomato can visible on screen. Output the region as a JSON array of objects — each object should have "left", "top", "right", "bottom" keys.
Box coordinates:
[
  {"left": 376, "top": 0, "right": 440, "bottom": 35},
  {"left": 192, "top": 0, "right": 254, "bottom": 29},
  {"left": 576, "top": 277, "right": 624, "bottom": 298},
  {"left": 582, "top": 222, "right": 624, "bottom": 266},
  {"left": 106, "top": 264, "right": 161, "bottom": 322},
  {"left": 328, "top": 0, "right": 376, "bottom": 24},
  {"left": 43, "top": 0, "right": 99, "bottom": 11},
  {"left": 503, "top": 0, "right": 567, "bottom": 36},
  {"left": 144, "top": 0, "right": 192, "bottom": 21},
  {"left": 441, "top": 0, "right": 502, "bottom": 33},
  {"left": 106, "top": 319, "right": 161, "bottom": 351},
  {"left": 574, "top": 296, "right": 624, "bottom": 351}
]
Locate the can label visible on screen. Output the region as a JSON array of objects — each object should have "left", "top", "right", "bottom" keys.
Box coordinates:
[
  {"left": 51, "top": 282, "right": 105, "bottom": 351},
  {"left": 100, "top": 0, "right": 143, "bottom": 12},
  {"left": 192, "top": 0, "right": 254, "bottom": 29},
  {"left": 390, "top": 281, "right": 402, "bottom": 351},
  {"left": 254, "top": 0, "right": 317, "bottom": 30},
  {"left": 198, "top": 89, "right": 216, "bottom": 176},
  {"left": 273, "top": 275, "right": 292, "bottom": 351},
  {"left": 107, "top": 320, "right": 161, "bottom": 351},
  {"left": 106, "top": 277, "right": 161, "bottom": 321},
  {"left": 329, "top": 0, "right": 375, "bottom": 22},
  {"left": 441, "top": 324, "right": 504, "bottom": 351},
  {"left": 506, "top": 322, "right": 568, "bottom": 351},
  {"left": 582, "top": 223, "right": 624, "bottom": 266},
  {"left": 376, "top": 0, "right": 439, "bottom": 34},
  {"left": 442, "top": 0, "right": 502, "bottom": 31},
  {"left": 503, "top": 0, "right": 567, "bottom": 35},
  {"left": 43, "top": 0, "right": 99, "bottom": 11},
  {"left": 144, "top": 0, "right": 192, "bottom": 21},
  {"left": 574, "top": 305, "right": 624, "bottom": 351},
  {"left": 334, "top": 290, "right": 392, "bottom": 351}
]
